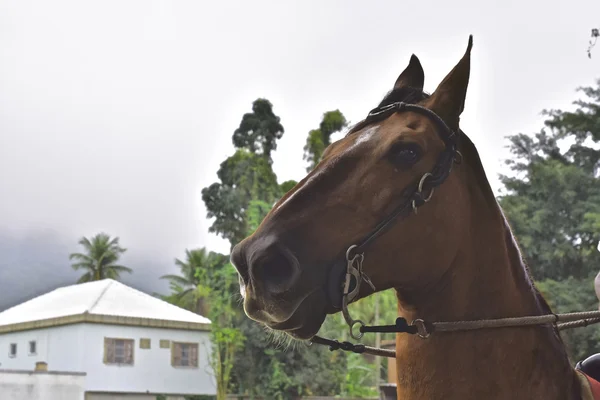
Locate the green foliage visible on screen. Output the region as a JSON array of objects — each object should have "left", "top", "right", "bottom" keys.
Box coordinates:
[
  {"left": 195, "top": 259, "right": 244, "bottom": 400},
  {"left": 159, "top": 248, "right": 240, "bottom": 400},
  {"left": 232, "top": 98, "right": 284, "bottom": 161},
  {"left": 279, "top": 179, "right": 297, "bottom": 195},
  {"left": 198, "top": 103, "right": 383, "bottom": 398},
  {"left": 246, "top": 199, "right": 273, "bottom": 234},
  {"left": 69, "top": 232, "right": 131, "bottom": 283},
  {"left": 160, "top": 248, "right": 228, "bottom": 315},
  {"left": 303, "top": 110, "right": 347, "bottom": 171},
  {"left": 343, "top": 353, "right": 378, "bottom": 398},
  {"left": 202, "top": 149, "right": 282, "bottom": 247},
  {"left": 537, "top": 277, "right": 600, "bottom": 361},
  {"left": 499, "top": 78, "right": 600, "bottom": 361},
  {"left": 499, "top": 79, "right": 600, "bottom": 281}
]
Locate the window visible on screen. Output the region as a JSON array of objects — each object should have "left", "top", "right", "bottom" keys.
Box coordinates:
[
  {"left": 139, "top": 338, "right": 151, "bottom": 349},
  {"left": 171, "top": 342, "right": 198, "bottom": 367},
  {"left": 104, "top": 338, "right": 134, "bottom": 365},
  {"left": 29, "top": 341, "right": 37, "bottom": 355},
  {"left": 9, "top": 343, "right": 16, "bottom": 358},
  {"left": 159, "top": 339, "right": 170, "bottom": 349}
]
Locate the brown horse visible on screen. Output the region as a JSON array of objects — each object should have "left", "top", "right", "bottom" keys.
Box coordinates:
[{"left": 230, "top": 36, "right": 586, "bottom": 399}]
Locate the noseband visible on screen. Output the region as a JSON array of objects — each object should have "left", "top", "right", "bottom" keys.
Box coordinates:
[{"left": 324, "top": 101, "right": 460, "bottom": 339}]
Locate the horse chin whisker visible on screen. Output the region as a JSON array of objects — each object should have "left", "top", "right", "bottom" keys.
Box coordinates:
[{"left": 262, "top": 324, "right": 300, "bottom": 351}]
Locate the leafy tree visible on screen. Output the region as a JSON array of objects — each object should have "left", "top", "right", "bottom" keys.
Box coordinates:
[
  {"left": 498, "top": 78, "right": 600, "bottom": 361},
  {"left": 498, "top": 79, "right": 600, "bottom": 281},
  {"left": 303, "top": 110, "right": 348, "bottom": 171},
  {"left": 69, "top": 233, "right": 131, "bottom": 283},
  {"left": 537, "top": 277, "right": 600, "bottom": 361},
  {"left": 279, "top": 179, "right": 298, "bottom": 196},
  {"left": 197, "top": 262, "right": 245, "bottom": 400},
  {"left": 198, "top": 102, "right": 379, "bottom": 398},
  {"left": 232, "top": 98, "right": 284, "bottom": 161},
  {"left": 160, "top": 248, "right": 228, "bottom": 316},
  {"left": 161, "top": 247, "right": 240, "bottom": 400},
  {"left": 202, "top": 150, "right": 282, "bottom": 247},
  {"left": 202, "top": 99, "right": 286, "bottom": 248}
]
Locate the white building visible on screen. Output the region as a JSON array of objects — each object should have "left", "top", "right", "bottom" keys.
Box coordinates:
[{"left": 0, "top": 279, "right": 216, "bottom": 400}]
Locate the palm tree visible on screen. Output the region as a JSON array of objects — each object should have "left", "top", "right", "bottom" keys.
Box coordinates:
[
  {"left": 69, "top": 233, "right": 132, "bottom": 283},
  {"left": 160, "top": 248, "right": 228, "bottom": 316}
]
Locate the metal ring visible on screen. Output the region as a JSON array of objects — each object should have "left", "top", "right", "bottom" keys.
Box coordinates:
[
  {"left": 412, "top": 173, "right": 435, "bottom": 214},
  {"left": 417, "top": 173, "right": 434, "bottom": 202},
  {"left": 412, "top": 319, "right": 431, "bottom": 339},
  {"left": 349, "top": 320, "right": 365, "bottom": 340}
]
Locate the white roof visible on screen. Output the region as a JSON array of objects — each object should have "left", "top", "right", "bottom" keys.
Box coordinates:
[{"left": 0, "top": 279, "right": 211, "bottom": 327}]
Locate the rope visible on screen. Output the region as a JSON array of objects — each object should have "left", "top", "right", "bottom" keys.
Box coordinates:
[
  {"left": 431, "top": 311, "right": 600, "bottom": 333},
  {"left": 311, "top": 311, "right": 600, "bottom": 359},
  {"left": 557, "top": 317, "right": 600, "bottom": 331}
]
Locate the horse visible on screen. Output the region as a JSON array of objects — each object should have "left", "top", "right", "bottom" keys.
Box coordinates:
[{"left": 230, "top": 36, "right": 599, "bottom": 399}]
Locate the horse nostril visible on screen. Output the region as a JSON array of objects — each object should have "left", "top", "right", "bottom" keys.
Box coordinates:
[
  {"left": 250, "top": 246, "right": 300, "bottom": 295},
  {"left": 230, "top": 242, "right": 250, "bottom": 286}
]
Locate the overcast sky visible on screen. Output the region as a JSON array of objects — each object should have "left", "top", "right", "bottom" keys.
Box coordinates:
[{"left": 1, "top": 0, "right": 599, "bottom": 263}]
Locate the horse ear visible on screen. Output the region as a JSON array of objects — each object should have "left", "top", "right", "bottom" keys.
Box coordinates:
[
  {"left": 394, "top": 54, "right": 424, "bottom": 90},
  {"left": 422, "top": 35, "right": 473, "bottom": 130}
]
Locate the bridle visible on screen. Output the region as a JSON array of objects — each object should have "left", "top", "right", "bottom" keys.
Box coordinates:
[
  {"left": 308, "top": 101, "right": 600, "bottom": 358},
  {"left": 312, "top": 100, "right": 460, "bottom": 356},
  {"left": 324, "top": 100, "right": 460, "bottom": 315},
  {"left": 333, "top": 100, "right": 460, "bottom": 328}
]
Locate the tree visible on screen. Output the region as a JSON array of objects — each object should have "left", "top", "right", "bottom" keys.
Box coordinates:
[
  {"left": 160, "top": 248, "right": 228, "bottom": 316},
  {"left": 161, "top": 248, "right": 241, "bottom": 400},
  {"left": 536, "top": 277, "right": 600, "bottom": 361},
  {"left": 303, "top": 110, "right": 348, "bottom": 171},
  {"left": 202, "top": 99, "right": 286, "bottom": 248},
  {"left": 232, "top": 98, "right": 284, "bottom": 161},
  {"left": 196, "top": 261, "right": 245, "bottom": 400},
  {"left": 498, "top": 78, "right": 600, "bottom": 361},
  {"left": 69, "top": 233, "right": 131, "bottom": 283},
  {"left": 199, "top": 101, "right": 377, "bottom": 398},
  {"left": 498, "top": 79, "right": 600, "bottom": 281}
]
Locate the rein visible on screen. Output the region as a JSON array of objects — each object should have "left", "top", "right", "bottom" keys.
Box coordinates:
[
  {"left": 310, "top": 313, "right": 600, "bottom": 359},
  {"left": 309, "top": 100, "right": 600, "bottom": 359}
]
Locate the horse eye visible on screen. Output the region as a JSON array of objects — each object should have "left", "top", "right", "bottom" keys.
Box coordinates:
[{"left": 389, "top": 143, "right": 422, "bottom": 167}]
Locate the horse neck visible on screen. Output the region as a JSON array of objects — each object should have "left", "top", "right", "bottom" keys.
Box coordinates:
[{"left": 393, "top": 139, "right": 580, "bottom": 399}]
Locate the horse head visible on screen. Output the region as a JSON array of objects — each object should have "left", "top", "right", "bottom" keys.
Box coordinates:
[{"left": 231, "top": 36, "right": 474, "bottom": 340}]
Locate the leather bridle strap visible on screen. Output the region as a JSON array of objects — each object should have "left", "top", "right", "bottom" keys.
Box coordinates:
[{"left": 346, "top": 101, "right": 459, "bottom": 257}]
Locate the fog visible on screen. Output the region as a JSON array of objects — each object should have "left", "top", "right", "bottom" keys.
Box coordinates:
[{"left": 1, "top": 0, "right": 599, "bottom": 306}]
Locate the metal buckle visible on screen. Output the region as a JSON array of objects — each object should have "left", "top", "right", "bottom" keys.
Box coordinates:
[{"left": 341, "top": 245, "right": 376, "bottom": 340}]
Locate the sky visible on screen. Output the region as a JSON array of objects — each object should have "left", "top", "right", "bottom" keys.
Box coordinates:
[{"left": 1, "top": 0, "right": 599, "bottom": 267}]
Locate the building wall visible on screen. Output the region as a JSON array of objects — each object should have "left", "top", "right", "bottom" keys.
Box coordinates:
[
  {"left": 0, "top": 323, "right": 215, "bottom": 396},
  {"left": 0, "top": 370, "right": 86, "bottom": 400},
  {"left": 81, "top": 323, "right": 215, "bottom": 395},
  {"left": 0, "top": 324, "right": 84, "bottom": 372}
]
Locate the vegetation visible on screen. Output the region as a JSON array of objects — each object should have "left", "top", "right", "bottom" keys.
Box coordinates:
[
  {"left": 303, "top": 110, "right": 347, "bottom": 171},
  {"left": 498, "top": 78, "right": 600, "bottom": 361},
  {"left": 69, "top": 233, "right": 131, "bottom": 283}
]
